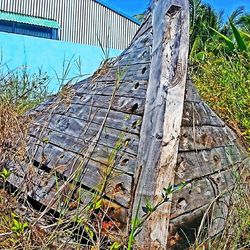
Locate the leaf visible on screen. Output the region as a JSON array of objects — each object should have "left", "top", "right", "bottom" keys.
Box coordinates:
[
  {"left": 229, "top": 19, "right": 247, "bottom": 51},
  {"left": 0, "top": 168, "right": 11, "bottom": 179},
  {"left": 210, "top": 27, "right": 235, "bottom": 51},
  {"left": 42, "top": 137, "right": 49, "bottom": 144},
  {"left": 11, "top": 212, "right": 19, "bottom": 218},
  {"left": 84, "top": 225, "right": 94, "bottom": 239},
  {"left": 23, "top": 222, "right": 29, "bottom": 229},
  {"left": 110, "top": 242, "right": 121, "bottom": 250},
  {"left": 239, "top": 30, "right": 250, "bottom": 41},
  {"left": 132, "top": 217, "right": 141, "bottom": 228},
  {"left": 145, "top": 197, "right": 154, "bottom": 213},
  {"left": 128, "top": 198, "right": 142, "bottom": 250},
  {"left": 163, "top": 185, "right": 174, "bottom": 195},
  {"left": 13, "top": 219, "right": 20, "bottom": 229},
  {"left": 195, "top": 51, "right": 206, "bottom": 61},
  {"left": 94, "top": 199, "right": 102, "bottom": 210},
  {"left": 190, "top": 36, "right": 202, "bottom": 59}
]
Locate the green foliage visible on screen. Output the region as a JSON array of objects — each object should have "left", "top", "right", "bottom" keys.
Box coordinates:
[
  {"left": 237, "top": 14, "right": 250, "bottom": 33},
  {"left": 0, "top": 168, "right": 11, "bottom": 181},
  {"left": 210, "top": 20, "right": 248, "bottom": 52},
  {"left": 127, "top": 200, "right": 141, "bottom": 250},
  {"left": 190, "top": 1, "right": 250, "bottom": 147},
  {"left": 0, "top": 168, "right": 11, "bottom": 189},
  {"left": 229, "top": 19, "right": 248, "bottom": 51},
  {"left": 127, "top": 182, "right": 187, "bottom": 250},
  {"left": 191, "top": 52, "right": 250, "bottom": 145},
  {"left": 11, "top": 213, "right": 29, "bottom": 236},
  {"left": 84, "top": 225, "right": 94, "bottom": 240},
  {"left": 189, "top": 0, "right": 222, "bottom": 54},
  {"left": 110, "top": 241, "right": 121, "bottom": 250},
  {"left": 11, "top": 219, "right": 29, "bottom": 236},
  {"left": 0, "top": 64, "right": 49, "bottom": 113}
]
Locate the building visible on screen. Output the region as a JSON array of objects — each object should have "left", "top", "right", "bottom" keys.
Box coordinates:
[
  {"left": 0, "top": 0, "right": 140, "bottom": 50},
  {"left": 0, "top": 0, "right": 140, "bottom": 91}
]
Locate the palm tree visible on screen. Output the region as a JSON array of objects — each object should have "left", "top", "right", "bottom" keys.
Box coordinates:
[
  {"left": 236, "top": 14, "right": 250, "bottom": 33},
  {"left": 220, "top": 6, "right": 246, "bottom": 35},
  {"left": 189, "top": 0, "right": 222, "bottom": 55}
]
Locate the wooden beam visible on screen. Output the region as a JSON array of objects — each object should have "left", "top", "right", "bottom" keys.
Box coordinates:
[{"left": 131, "top": 0, "right": 189, "bottom": 248}]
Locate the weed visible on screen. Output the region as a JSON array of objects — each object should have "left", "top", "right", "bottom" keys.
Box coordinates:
[
  {"left": 127, "top": 182, "right": 187, "bottom": 249},
  {"left": 191, "top": 167, "right": 250, "bottom": 250}
]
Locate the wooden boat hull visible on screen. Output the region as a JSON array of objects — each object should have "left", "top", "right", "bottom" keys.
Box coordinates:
[{"left": 6, "top": 0, "right": 249, "bottom": 249}]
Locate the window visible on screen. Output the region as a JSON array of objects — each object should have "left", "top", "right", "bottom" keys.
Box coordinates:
[
  {"left": 0, "top": 11, "right": 59, "bottom": 40},
  {"left": 0, "top": 20, "right": 58, "bottom": 39}
]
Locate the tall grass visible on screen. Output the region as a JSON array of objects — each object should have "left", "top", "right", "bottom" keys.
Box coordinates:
[
  {"left": 0, "top": 65, "right": 49, "bottom": 114},
  {"left": 191, "top": 51, "right": 250, "bottom": 148},
  {"left": 190, "top": 4, "right": 250, "bottom": 248},
  {"left": 190, "top": 167, "right": 250, "bottom": 250},
  {"left": 0, "top": 62, "right": 128, "bottom": 249}
]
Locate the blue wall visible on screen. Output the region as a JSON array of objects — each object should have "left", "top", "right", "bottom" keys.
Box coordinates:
[{"left": 0, "top": 32, "right": 122, "bottom": 92}]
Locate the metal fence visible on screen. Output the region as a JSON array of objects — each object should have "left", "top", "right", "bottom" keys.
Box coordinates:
[{"left": 0, "top": 0, "right": 140, "bottom": 49}]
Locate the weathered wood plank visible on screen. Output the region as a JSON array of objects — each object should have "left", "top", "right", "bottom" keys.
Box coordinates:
[
  {"left": 75, "top": 80, "right": 148, "bottom": 99},
  {"left": 70, "top": 94, "right": 145, "bottom": 116},
  {"left": 115, "top": 46, "right": 152, "bottom": 66},
  {"left": 35, "top": 104, "right": 142, "bottom": 135},
  {"left": 8, "top": 164, "right": 129, "bottom": 224},
  {"left": 26, "top": 141, "right": 132, "bottom": 207},
  {"left": 29, "top": 131, "right": 136, "bottom": 175},
  {"left": 92, "top": 63, "right": 150, "bottom": 82},
  {"left": 67, "top": 106, "right": 142, "bottom": 135},
  {"left": 27, "top": 134, "right": 137, "bottom": 175},
  {"left": 168, "top": 195, "right": 231, "bottom": 247},
  {"left": 128, "top": 12, "right": 152, "bottom": 48},
  {"left": 33, "top": 84, "right": 147, "bottom": 117},
  {"left": 184, "top": 79, "right": 202, "bottom": 103},
  {"left": 170, "top": 168, "right": 237, "bottom": 219},
  {"left": 34, "top": 103, "right": 143, "bottom": 135},
  {"left": 30, "top": 118, "right": 139, "bottom": 156},
  {"left": 175, "top": 144, "right": 245, "bottom": 184},
  {"left": 179, "top": 125, "right": 237, "bottom": 151},
  {"left": 132, "top": 0, "right": 190, "bottom": 248},
  {"left": 34, "top": 94, "right": 145, "bottom": 116},
  {"left": 39, "top": 182, "right": 129, "bottom": 227},
  {"left": 168, "top": 204, "right": 208, "bottom": 240},
  {"left": 182, "top": 101, "right": 225, "bottom": 127},
  {"left": 122, "top": 30, "right": 153, "bottom": 54}
]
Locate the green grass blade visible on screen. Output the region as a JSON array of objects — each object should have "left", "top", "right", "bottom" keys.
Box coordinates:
[
  {"left": 229, "top": 19, "right": 247, "bottom": 51},
  {"left": 210, "top": 27, "right": 235, "bottom": 51}
]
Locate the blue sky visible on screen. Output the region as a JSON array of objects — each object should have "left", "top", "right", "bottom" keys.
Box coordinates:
[{"left": 102, "top": 0, "right": 250, "bottom": 19}]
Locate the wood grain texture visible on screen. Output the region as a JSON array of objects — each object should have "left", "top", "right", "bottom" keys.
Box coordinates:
[
  {"left": 175, "top": 144, "right": 247, "bottom": 184},
  {"left": 179, "top": 125, "right": 237, "bottom": 151},
  {"left": 171, "top": 168, "right": 237, "bottom": 219},
  {"left": 168, "top": 63, "right": 249, "bottom": 246},
  {"left": 7, "top": 4, "right": 153, "bottom": 214},
  {"left": 131, "top": 0, "right": 190, "bottom": 248}
]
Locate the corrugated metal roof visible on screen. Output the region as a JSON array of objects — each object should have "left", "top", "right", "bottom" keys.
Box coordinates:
[{"left": 0, "top": 11, "right": 60, "bottom": 29}]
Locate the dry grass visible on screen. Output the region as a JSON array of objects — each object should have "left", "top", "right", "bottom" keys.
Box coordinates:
[
  {"left": 0, "top": 65, "right": 129, "bottom": 250},
  {"left": 191, "top": 167, "right": 250, "bottom": 250},
  {"left": 0, "top": 60, "right": 249, "bottom": 249}
]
